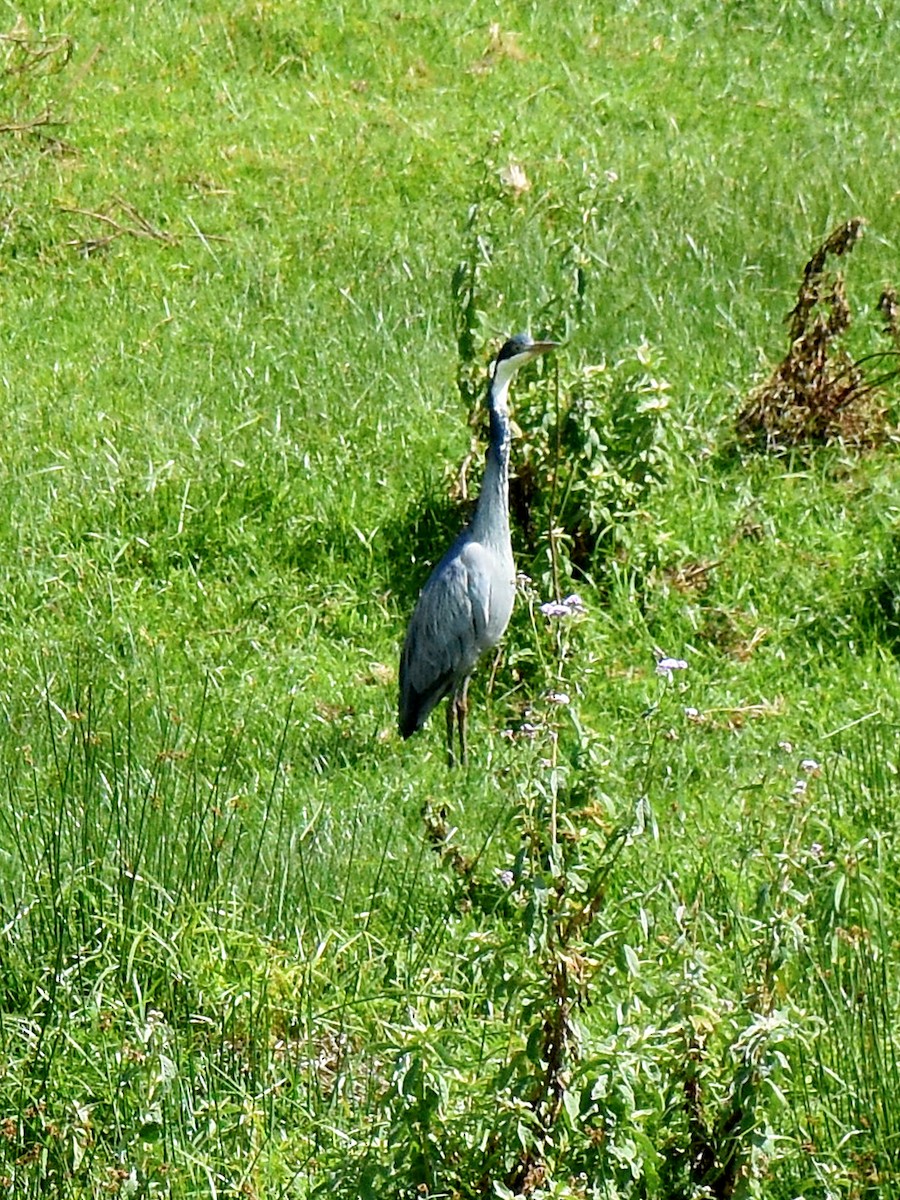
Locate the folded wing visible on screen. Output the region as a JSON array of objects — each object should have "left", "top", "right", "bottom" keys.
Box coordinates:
[{"left": 398, "top": 541, "right": 498, "bottom": 738}]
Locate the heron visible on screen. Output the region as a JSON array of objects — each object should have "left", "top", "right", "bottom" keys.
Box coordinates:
[{"left": 398, "top": 333, "right": 559, "bottom": 767}]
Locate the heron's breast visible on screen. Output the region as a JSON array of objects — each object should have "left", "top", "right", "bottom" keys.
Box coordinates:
[{"left": 461, "top": 540, "right": 515, "bottom": 650}]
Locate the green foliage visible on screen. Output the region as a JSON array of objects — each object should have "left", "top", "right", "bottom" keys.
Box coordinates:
[
  {"left": 448, "top": 161, "right": 681, "bottom": 592},
  {"left": 515, "top": 343, "right": 679, "bottom": 582}
]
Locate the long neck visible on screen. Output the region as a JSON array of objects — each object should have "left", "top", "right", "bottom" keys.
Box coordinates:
[{"left": 470, "top": 366, "right": 513, "bottom": 550}]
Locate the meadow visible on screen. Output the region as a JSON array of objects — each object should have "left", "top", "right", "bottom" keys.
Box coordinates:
[{"left": 1, "top": 1, "right": 899, "bottom": 1196}]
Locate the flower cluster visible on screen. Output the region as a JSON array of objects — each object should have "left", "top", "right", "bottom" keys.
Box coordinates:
[
  {"left": 540, "top": 593, "right": 586, "bottom": 618},
  {"left": 792, "top": 756, "right": 822, "bottom": 798}
]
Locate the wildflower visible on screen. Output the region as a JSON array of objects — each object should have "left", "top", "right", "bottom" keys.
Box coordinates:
[
  {"left": 800, "top": 758, "right": 821, "bottom": 774},
  {"left": 778, "top": 740, "right": 794, "bottom": 753},
  {"left": 540, "top": 593, "right": 586, "bottom": 618},
  {"left": 545, "top": 690, "right": 570, "bottom": 706},
  {"left": 655, "top": 655, "right": 688, "bottom": 677},
  {"left": 810, "top": 842, "right": 824, "bottom": 860},
  {"left": 684, "top": 706, "right": 700, "bottom": 719},
  {"left": 792, "top": 778, "right": 808, "bottom": 797}
]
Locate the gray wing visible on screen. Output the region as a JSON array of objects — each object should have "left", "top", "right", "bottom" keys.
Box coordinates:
[{"left": 398, "top": 542, "right": 495, "bottom": 738}]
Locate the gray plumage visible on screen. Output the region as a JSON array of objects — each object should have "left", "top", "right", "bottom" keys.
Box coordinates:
[{"left": 398, "top": 333, "right": 558, "bottom": 766}]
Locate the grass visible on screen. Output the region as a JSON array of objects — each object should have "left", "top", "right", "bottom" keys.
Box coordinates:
[{"left": 1, "top": 0, "right": 900, "bottom": 1195}]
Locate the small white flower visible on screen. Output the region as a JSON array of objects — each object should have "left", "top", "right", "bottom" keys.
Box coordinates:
[
  {"left": 792, "top": 778, "right": 808, "bottom": 797},
  {"left": 800, "top": 758, "right": 821, "bottom": 774},
  {"left": 545, "top": 690, "right": 570, "bottom": 706},
  {"left": 778, "top": 740, "right": 794, "bottom": 753},
  {"left": 496, "top": 869, "right": 514, "bottom": 888},
  {"left": 810, "top": 842, "right": 824, "bottom": 860},
  {"left": 684, "top": 706, "right": 700, "bottom": 719}
]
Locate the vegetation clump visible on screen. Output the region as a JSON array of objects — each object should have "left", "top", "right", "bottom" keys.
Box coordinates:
[
  {"left": 737, "top": 217, "right": 899, "bottom": 449},
  {"left": 452, "top": 185, "right": 680, "bottom": 587}
]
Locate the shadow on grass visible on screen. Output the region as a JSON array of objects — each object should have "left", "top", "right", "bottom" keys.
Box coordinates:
[
  {"left": 381, "top": 486, "right": 471, "bottom": 613},
  {"left": 858, "top": 527, "right": 900, "bottom": 657}
]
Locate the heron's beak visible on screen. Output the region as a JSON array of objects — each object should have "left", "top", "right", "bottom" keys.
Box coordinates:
[{"left": 527, "top": 340, "right": 560, "bottom": 357}]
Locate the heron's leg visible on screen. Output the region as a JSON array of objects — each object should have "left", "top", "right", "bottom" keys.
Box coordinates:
[
  {"left": 457, "top": 678, "right": 469, "bottom": 768},
  {"left": 446, "top": 696, "right": 456, "bottom": 769}
]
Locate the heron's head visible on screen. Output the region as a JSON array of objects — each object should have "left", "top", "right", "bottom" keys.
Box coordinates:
[{"left": 491, "top": 332, "right": 559, "bottom": 390}]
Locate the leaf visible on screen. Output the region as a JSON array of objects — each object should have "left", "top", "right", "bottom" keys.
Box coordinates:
[
  {"left": 526, "top": 1022, "right": 545, "bottom": 1064},
  {"left": 833, "top": 872, "right": 846, "bottom": 914},
  {"left": 562, "top": 1087, "right": 581, "bottom": 1126},
  {"left": 622, "top": 943, "right": 640, "bottom": 977}
]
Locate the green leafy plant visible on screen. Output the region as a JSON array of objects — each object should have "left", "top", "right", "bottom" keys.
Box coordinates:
[
  {"left": 513, "top": 343, "right": 679, "bottom": 584},
  {"left": 450, "top": 159, "right": 680, "bottom": 591}
]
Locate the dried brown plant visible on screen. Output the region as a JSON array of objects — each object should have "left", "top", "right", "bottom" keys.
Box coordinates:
[{"left": 737, "top": 218, "right": 899, "bottom": 449}]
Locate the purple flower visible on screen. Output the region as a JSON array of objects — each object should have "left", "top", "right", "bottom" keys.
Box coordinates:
[
  {"left": 540, "top": 593, "right": 586, "bottom": 618},
  {"left": 655, "top": 656, "right": 688, "bottom": 677}
]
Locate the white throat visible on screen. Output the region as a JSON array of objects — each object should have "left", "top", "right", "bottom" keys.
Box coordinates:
[{"left": 490, "top": 357, "right": 523, "bottom": 413}]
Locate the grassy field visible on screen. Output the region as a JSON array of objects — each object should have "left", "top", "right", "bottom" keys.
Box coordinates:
[{"left": 1, "top": 1, "right": 900, "bottom": 1196}]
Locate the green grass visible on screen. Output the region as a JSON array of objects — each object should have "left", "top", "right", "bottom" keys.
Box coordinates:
[{"left": 1, "top": 0, "right": 900, "bottom": 1195}]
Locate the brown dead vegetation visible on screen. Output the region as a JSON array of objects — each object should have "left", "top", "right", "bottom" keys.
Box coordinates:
[{"left": 737, "top": 218, "right": 900, "bottom": 450}]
